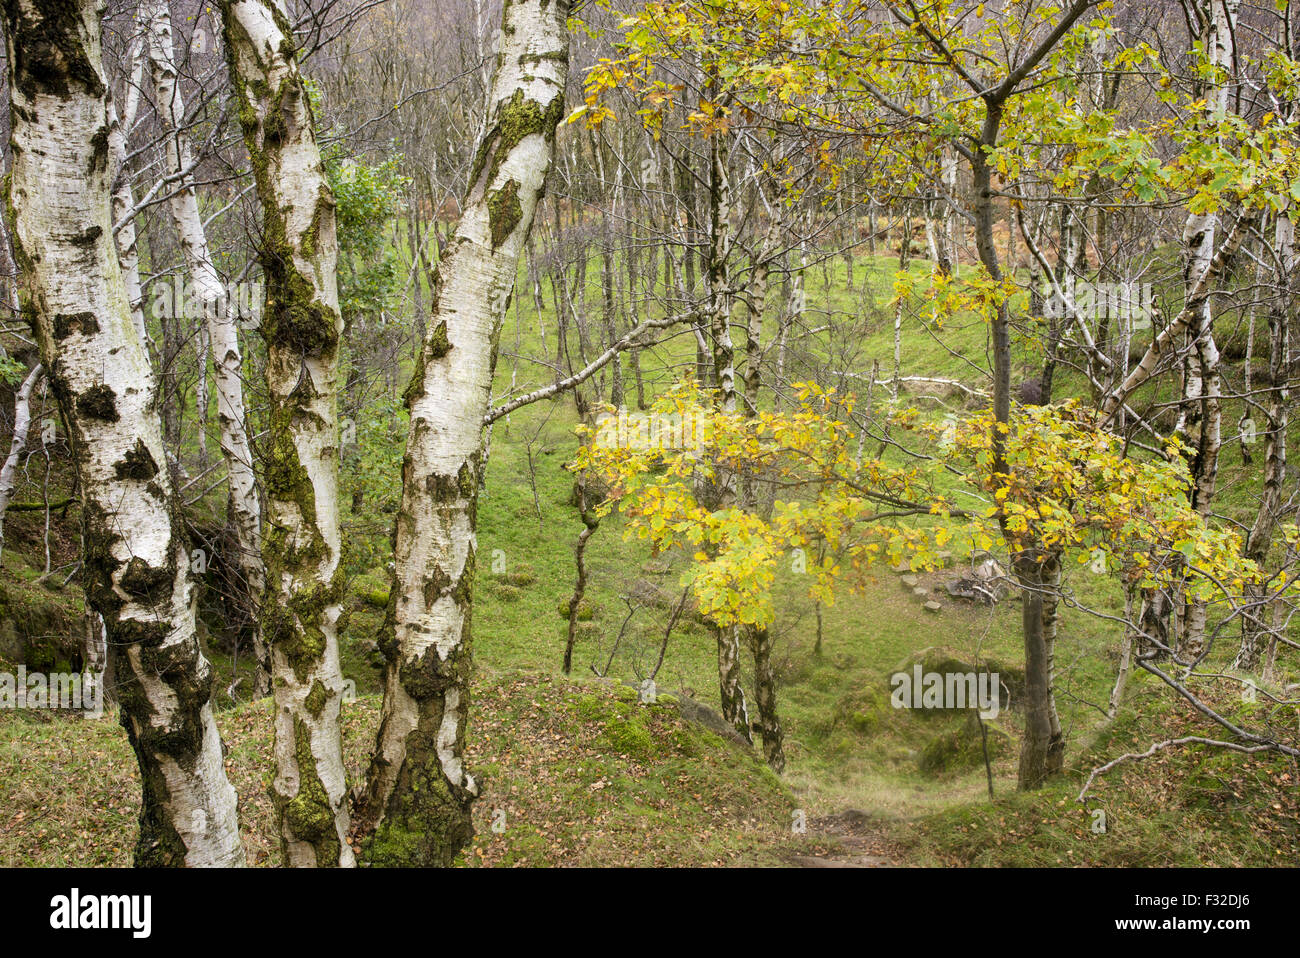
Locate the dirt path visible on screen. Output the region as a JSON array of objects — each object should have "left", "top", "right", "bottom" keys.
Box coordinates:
[{"left": 785, "top": 809, "right": 908, "bottom": 867}]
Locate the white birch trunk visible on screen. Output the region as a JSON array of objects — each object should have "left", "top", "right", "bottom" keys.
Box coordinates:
[
  {"left": 0, "top": 362, "right": 42, "bottom": 563},
  {"left": 145, "top": 0, "right": 266, "bottom": 695},
  {"left": 108, "top": 99, "right": 149, "bottom": 348},
  {"left": 108, "top": 30, "right": 149, "bottom": 348},
  {"left": 221, "top": 0, "right": 352, "bottom": 867},
  {"left": 939, "top": 147, "right": 957, "bottom": 273},
  {"left": 145, "top": 4, "right": 209, "bottom": 464},
  {"left": 3, "top": 0, "right": 243, "bottom": 866},
  {"left": 707, "top": 130, "right": 736, "bottom": 414},
  {"left": 1100, "top": 213, "right": 1250, "bottom": 419},
  {"left": 357, "top": 0, "right": 570, "bottom": 866},
  {"left": 1237, "top": 207, "right": 1293, "bottom": 670},
  {"left": 1178, "top": 0, "right": 1238, "bottom": 658}
]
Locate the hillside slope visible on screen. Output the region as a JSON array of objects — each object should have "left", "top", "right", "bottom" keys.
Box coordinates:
[{"left": 0, "top": 672, "right": 809, "bottom": 867}]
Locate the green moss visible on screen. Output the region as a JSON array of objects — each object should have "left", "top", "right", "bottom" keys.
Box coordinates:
[
  {"left": 468, "top": 89, "right": 567, "bottom": 192},
  {"left": 570, "top": 693, "right": 606, "bottom": 722},
  {"left": 519, "top": 50, "right": 568, "bottom": 66},
  {"left": 558, "top": 597, "right": 594, "bottom": 620},
  {"left": 602, "top": 714, "right": 654, "bottom": 758},
  {"left": 487, "top": 179, "right": 522, "bottom": 250},
  {"left": 278, "top": 718, "right": 343, "bottom": 866},
  {"left": 917, "top": 717, "right": 1008, "bottom": 776},
  {"left": 364, "top": 727, "right": 475, "bottom": 867},
  {"left": 304, "top": 680, "right": 329, "bottom": 719},
  {"left": 427, "top": 320, "right": 452, "bottom": 360},
  {"left": 0, "top": 578, "right": 82, "bottom": 669}
]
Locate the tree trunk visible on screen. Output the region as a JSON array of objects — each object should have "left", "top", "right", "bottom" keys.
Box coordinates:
[
  {"left": 893, "top": 209, "right": 910, "bottom": 399},
  {"left": 3, "top": 0, "right": 244, "bottom": 866},
  {"left": 147, "top": 0, "right": 266, "bottom": 696},
  {"left": 565, "top": 487, "right": 598, "bottom": 676},
  {"left": 707, "top": 128, "right": 736, "bottom": 413},
  {"left": 1108, "top": 589, "right": 1137, "bottom": 719},
  {"left": 1016, "top": 556, "right": 1064, "bottom": 789},
  {"left": 741, "top": 225, "right": 784, "bottom": 767},
  {"left": 0, "top": 363, "right": 42, "bottom": 563},
  {"left": 716, "top": 624, "right": 752, "bottom": 744},
  {"left": 601, "top": 204, "right": 622, "bottom": 407},
  {"left": 221, "top": 0, "right": 353, "bottom": 867},
  {"left": 1176, "top": 0, "right": 1239, "bottom": 660},
  {"left": 972, "top": 99, "right": 1064, "bottom": 789},
  {"left": 106, "top": 45, "right": 149, "bottom": 350},
  {"left": 749, "top": 626, "right": 784, "bottom": 771},
  {"left": 356, "top": 0, "right": 570, "bottom": 867},
  {"left": 1237, "top": 207, "right": 1293, "bottom": 671}
]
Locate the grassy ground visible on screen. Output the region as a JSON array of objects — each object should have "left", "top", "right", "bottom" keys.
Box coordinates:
[
  {"left": 0, "top": 243, "right": 1296, "bottom": 867},
  {"left": 0, "top": 672, "right": 814, "bottom": 866}
]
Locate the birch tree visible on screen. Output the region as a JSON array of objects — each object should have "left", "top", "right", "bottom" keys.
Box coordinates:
[
  {"left": 1176, "top": 0, "right": 1240, "bottom": 658},
  {"left": 0, "top": 363, "right": 42, "bottom": 563},
  {"left": 2, "top": 0, "right": 244, "bottom": 866},
  {"left": 108, "top": 29, "right": 149, "bottom": 347},
  {"left": 145, "top": 0, "right": 267, "bottom": 695},
  {"left": 355, "top": 0, "right": 570, "bottom": 866},
  {"left": 220, "top": 0, "right": 353, "bottom": 867}
]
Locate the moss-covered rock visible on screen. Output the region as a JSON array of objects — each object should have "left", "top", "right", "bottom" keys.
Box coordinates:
[{"left": 0, "top": 575, "right": 82, "bottom": 671}]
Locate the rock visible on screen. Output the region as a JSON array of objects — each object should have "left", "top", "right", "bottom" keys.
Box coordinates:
[
  {"left": 945, "top": 577, "right": 999, "bottom": 604},
  {"left": 899, "top": 574, "right": 920, "bottom": 591},
  {"left": 912, "top": 587, "right": 930, "bottom": 600},
  {"left": 0, "top": 580, "right": 80, "bottom": 670},
  {"left": 973, "top": 555, "right": 1007, "bottom": 583},
  {"left": 945, "top": 553, "right": 1009, "bottom": 604},
  {"left": 1018, "top": 377, "right": 1046, "bottom": 406},
  {"left": 0, "top": 617, "right": 20, "bottom": 664},
  {"left": 923, "top": 600, "right": 943, "bottom": 613},
  {"left": 672, "top": 695, "right": 752, "bottom": 748}
]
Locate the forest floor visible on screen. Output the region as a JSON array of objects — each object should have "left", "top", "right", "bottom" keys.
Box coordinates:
[{"left": 1, "top": 250, "right": 1297, "bottom": 866}]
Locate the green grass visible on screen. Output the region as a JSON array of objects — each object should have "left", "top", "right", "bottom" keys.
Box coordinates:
[
  {"left": 0, "top": 672, "right": 805, "bottom": 867},
  {"left": 1, "top": 240, "right": 1296, "bottom": 867}
]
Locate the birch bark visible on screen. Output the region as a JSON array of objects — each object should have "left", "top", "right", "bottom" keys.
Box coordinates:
[
  {"left": 1178, "top": 0, "right": 1239, "bottom": 658},
  {"left": 107, "top": 32, "right": 149, "bottom": 348},
  {"left": 355, "top": 0, "right": 570, "bottom": 866},
  {"left": 3, "top": 0, "right": 244, "bottom": 866},
  {"left": 220, "top": 0, "right": 353, "bottom": 866},
  {"left": 145, "top": 0, "right": 266, "bottom": 695},
  {"left": 0, "top": 362, "right": 41, "bottom": 563}
]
